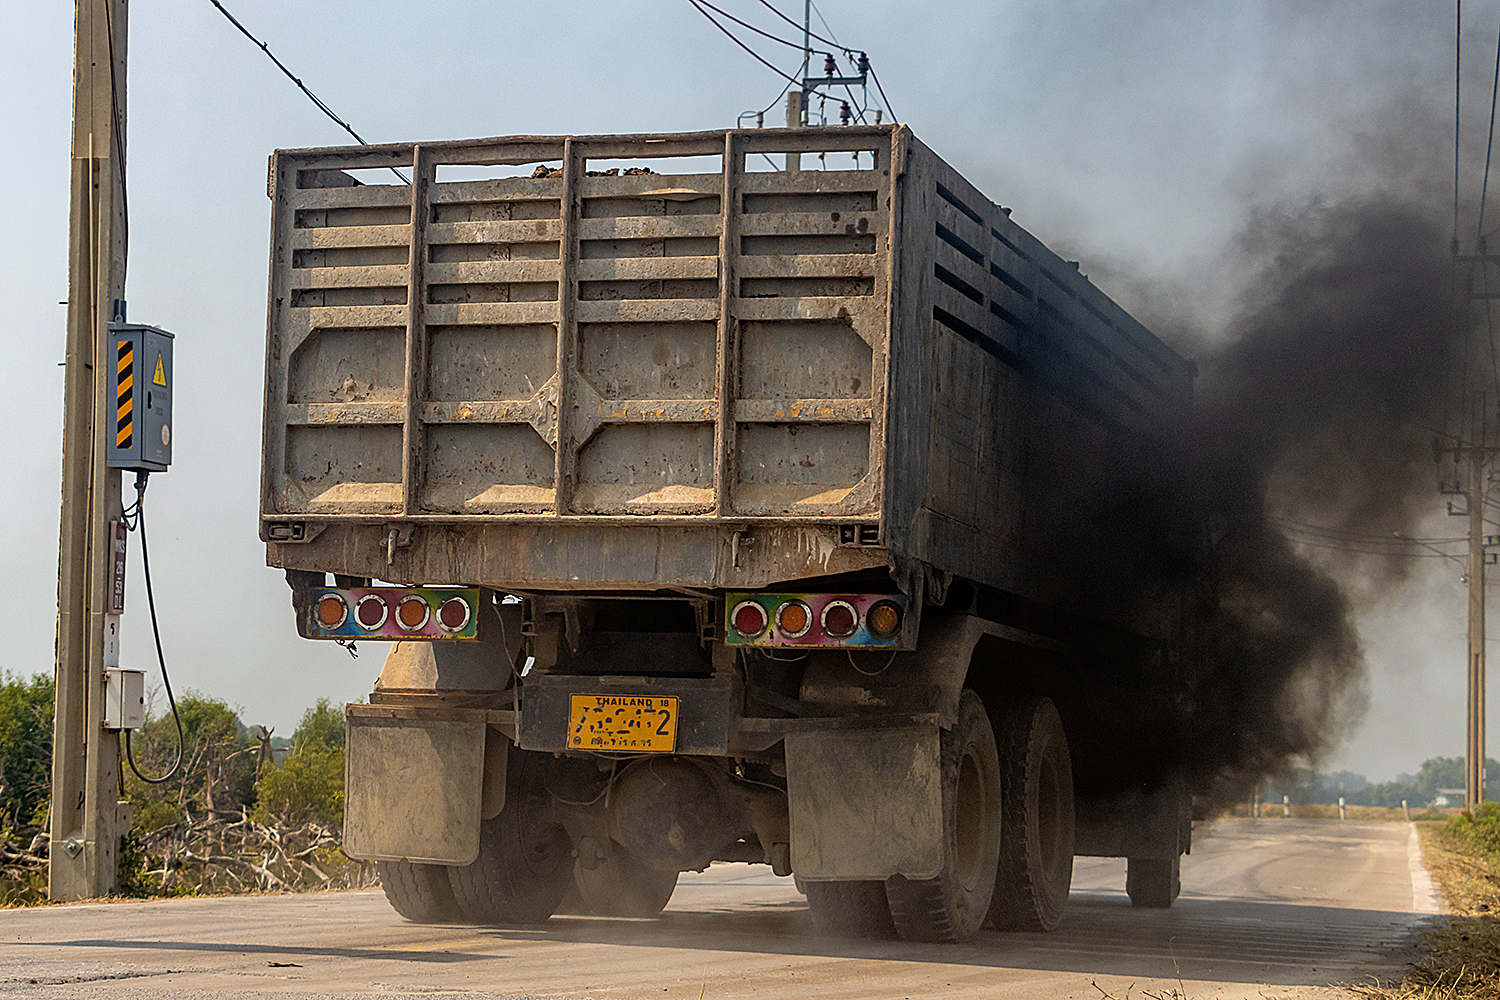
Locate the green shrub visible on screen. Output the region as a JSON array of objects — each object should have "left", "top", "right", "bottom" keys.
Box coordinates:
[
  {"left": 0, "top": 673, "right": 54, "bottom": 834},
  {"left": 292, "top": 698, "right": 344, "bottom": 752},
  {"left": 1447, "top": 802, "right": 1500, "bottom": 866},
  {"left": 124, "top": 693, "right": 258, "bottom": 824},
  {"left": 252, "top": 744, "right": 344, "bottom": 827}
]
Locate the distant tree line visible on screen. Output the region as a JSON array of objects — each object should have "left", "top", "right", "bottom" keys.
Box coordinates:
[{"left": 1263, "top": 757, "right": 1500, "bottom": 808}]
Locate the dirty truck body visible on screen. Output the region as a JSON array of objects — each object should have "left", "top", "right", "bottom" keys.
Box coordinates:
[{"left": 261, "top": 125, "right": 1196, "bottom": 940}]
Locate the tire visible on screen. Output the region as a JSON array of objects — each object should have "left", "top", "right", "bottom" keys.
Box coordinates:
[
  {"left": 561, "top": 849, "right": 679, "bottom": 917},
  {"left": 884, "top": 689, "right": 1003, "bottom": 943},
  {"left": 805, "top": 881, "right": 896, "bottom": 939},
  {"left": 447, "top": 743, "right": 573, "bottom": 924},
  {"left": 986, "top": 696, "right": 1074, "bottom": 932},
  {"left": 376, "top": 860, "right": 462, "bottom": 923},
  {"left": 1126, "top": 854, "right": 1180, "bottom": 908}
]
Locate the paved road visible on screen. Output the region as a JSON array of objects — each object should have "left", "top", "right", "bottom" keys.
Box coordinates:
[{"left": 0, "top": 819, "right": 1441, "bottom": 999}]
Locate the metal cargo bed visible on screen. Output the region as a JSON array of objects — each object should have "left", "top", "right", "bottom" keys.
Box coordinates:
[{"left": 261, "top": 126, "right": 1193, "bottom": 602}]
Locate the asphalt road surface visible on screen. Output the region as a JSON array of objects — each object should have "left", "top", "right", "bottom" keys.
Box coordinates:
[{"left": 0, "top": 818, "right": 1442, "bottom": 999}]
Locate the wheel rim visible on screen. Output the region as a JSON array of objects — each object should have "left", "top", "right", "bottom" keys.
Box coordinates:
[{"left": 955, "top": 742, "right": 988, "bottom": 891}]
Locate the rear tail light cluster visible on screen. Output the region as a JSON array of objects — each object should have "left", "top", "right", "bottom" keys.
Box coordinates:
[
  {"left": 725, "top": 593, "right": 906, "bottom": 648},
  {"left": 302, "top": 587, "right": 481, "bottom": 640}
]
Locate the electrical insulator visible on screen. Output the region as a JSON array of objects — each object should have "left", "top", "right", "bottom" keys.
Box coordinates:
[
  {"left": 824, "top": 53, "right": 836, "bottom": 76},
  {"left": 840, "top": 101, "right": 852, "bottom": 125},
  {"left": 858, "top": 52, "right": 870, "bottom": 75}
]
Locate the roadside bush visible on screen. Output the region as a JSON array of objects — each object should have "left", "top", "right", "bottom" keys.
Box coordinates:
[
  {"left": 124, "top": 693, "right": 258, "bottom": 832},
  {"left": 251, "top": 744, "right": 344, "bottom": 827},
  {"left": 1448, "top": 801, "right": 1500, "bottom": 867},
  {"left": 0, "top": 673, "right": 54, "bottom": 833},
  {"left": 250, "top": 698, "right": 346, "bottom": 827}
]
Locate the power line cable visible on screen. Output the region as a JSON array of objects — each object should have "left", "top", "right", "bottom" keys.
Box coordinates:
[
  {"left": 689, "top": 0, "right": 871, "bottom": 122},
  {"left": 758, "top": 0, "right": 898, "bottom": 122},
  {"left": 758, "top": 0, "right": 843, "bottom": 50},
  {"left": 868, "top": 63, "right": 899, "bottom": 123},
  {"left": 204, "top": 0, "right": 408, "bottom": 183},
  {"left": 1479, "top": 5, "right": 1500, "bottom": 241},
  {"left": 1458, "top": 0, "right": 1464, "bottom": 255},
  {"left": 688, "top": 0, "right": 809, "bottom": 91},
  {"left": 693, "top": 0, "right": 809, "bottom": 51},
  {"left": 810, "top": 0, "right": 844, "bottom": 49}
]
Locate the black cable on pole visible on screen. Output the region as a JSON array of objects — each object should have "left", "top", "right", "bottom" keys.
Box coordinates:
[
  {"left": 204, "top": 0, "right": 408, "bottom": 183},
  {"left": 123, "top": 474, "right": 185, "bottom": 786}
]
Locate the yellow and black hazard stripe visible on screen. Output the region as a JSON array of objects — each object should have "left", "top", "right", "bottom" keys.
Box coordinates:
[{"left": 116, "top": 339, "right": 133, "bottom": 449}]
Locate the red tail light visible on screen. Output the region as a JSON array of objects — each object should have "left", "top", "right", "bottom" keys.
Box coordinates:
[
  {"left": 355, "top": 594, "right": 389, "bottom": 630},
  {"left": 437, "top": 596, "right": 471, "bottom": 632},
  {"left": 732, "top": 600, "right": 769, "bottom": 637}
]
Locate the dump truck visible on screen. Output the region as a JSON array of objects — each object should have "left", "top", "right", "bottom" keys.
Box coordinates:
[{"left": 260, "top": 123, "right": 1197, "bottom": 942}]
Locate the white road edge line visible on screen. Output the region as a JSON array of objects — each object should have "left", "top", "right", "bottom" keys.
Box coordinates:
[{"left": 1409, "top": 821, "right": 1442, "bottom": 914}]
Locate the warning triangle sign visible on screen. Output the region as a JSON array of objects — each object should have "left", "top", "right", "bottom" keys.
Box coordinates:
[{"left": 153, "top": 354, "right": 166, "bottom": 387}]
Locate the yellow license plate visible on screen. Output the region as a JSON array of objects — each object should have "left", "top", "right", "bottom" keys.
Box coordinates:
[{"left": 567, "top": 695, "right": 679, "bottom": 752}]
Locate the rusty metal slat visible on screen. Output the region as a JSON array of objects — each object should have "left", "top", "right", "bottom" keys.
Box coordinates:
[
  {"left": 732, "top": 297, "right": 871, "bottom": 322},
  {"left": 292, "top": 185, "right": 415, "bottom": 210},
  {"left": 290, "top": 225, "right": 410, "bottom": 250},
  {"left": 421, "top": 401, "right": 540, "bottom": 423},
  {"left": 283, "top": 402, "right": 406, "bottom": 426},
  {"left": 428, "top": 177, "right": 563, "bottom": 203},
  {"left": 402, "top": 146, "right": 434, "bottom": 516},
  {"left": 574, "top": 299, "right": 720, "bottom": 323},
  {"left": 735, "top": 253, "right": 876, "bottom": 280},
  {"left": 934, "top": 199, "right": 988, "bottom": 251},
  {"left": 426, "top": 260, "right": 562, "bottom": 284},
  {"left": 575, "top": 256, "right": 718, "bottom": 282},
  {"left": 554, "top": 139, "right": 581, "bottom": 516},
  {"left": 427, "top": 219, "right": 564, "bottom": 244},
  {"left": 715, "top": 133, "right": 740, "bottom": 517},
  {"left": 302, "top": 304, "right": 409, "bottom": 327},
  {"left": 577, "top": 399, "right": 717, "bottom": 423},
  {"left": 739, "top": 171, "right": 885, "bottom": 194},
  {"left": 733, "top": 398, "right": 873, "bottom": 423},
  {"left": 575, "top": 216, "right": 722, "bottom": 241},
  {"left": 286, "top": 265, "right": 411, "bottom": 289},
  {"left": 423, "top": 302, "right": 560, "bottom": 325},
  {"left": 580, "top": 175, "right": 723, "bottom": 199},
  {"left": 739, "top": 212, "right": 886, "bottom": 237}
]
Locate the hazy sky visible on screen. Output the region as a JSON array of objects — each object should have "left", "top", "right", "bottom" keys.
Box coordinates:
[{"left": 0, "top": 0, "right": 1484, "bottom": 781}]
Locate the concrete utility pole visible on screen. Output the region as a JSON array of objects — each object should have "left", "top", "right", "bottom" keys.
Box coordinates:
[
  {"left": 51, "top": 0, "right": 130, "bottom": 900},
  {"left": 1466, "top": 396, "right": 1489, "bottom": 809}
]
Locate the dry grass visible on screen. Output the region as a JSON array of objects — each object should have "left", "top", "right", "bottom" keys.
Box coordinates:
[{"left": 1345, "top": 823, "right": 1500, "bottom": 998}]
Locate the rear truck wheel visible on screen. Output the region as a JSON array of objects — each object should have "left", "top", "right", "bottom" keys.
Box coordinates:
[
  {"left": 884, "top": 689, "right": 1003, "bottom": 943},
  {"left": 448, "top": 743, "right": 573, "bottom": 924},
  {"left": 560, "top": 848, "right": 680, "bottom": 917},
  {"left": 805, "top": 881, "right": 897, "bottom": 939},
  {"left": 1126, "top": 854, "right": 1181, "bottom": 908},
  {"left": 376, "top": 860, "right": 462, "bottom": 923},
  {"left": 986, "top": 696, "right": 1075, "bottom": 932}
]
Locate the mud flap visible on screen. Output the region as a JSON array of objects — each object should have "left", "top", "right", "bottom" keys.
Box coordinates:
[
  {"left": 344, "top": 716, "right": 486, "bottom": 865},
  {"left": 785, "top": 726, "right": 943, "bottom": 880}
]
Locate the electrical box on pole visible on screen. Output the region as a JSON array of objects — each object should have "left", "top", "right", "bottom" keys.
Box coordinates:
[{"left": 105, "top": 323, "right": 173, "bottom": 473}]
